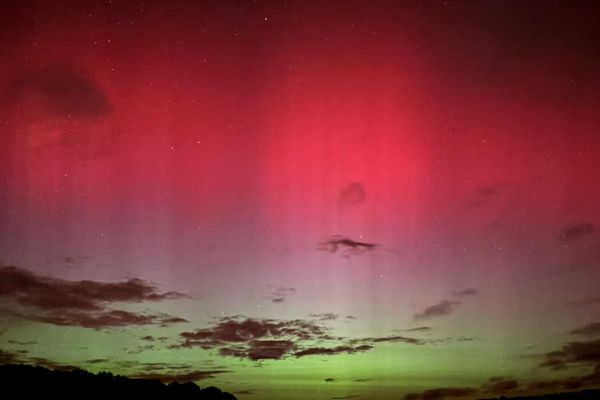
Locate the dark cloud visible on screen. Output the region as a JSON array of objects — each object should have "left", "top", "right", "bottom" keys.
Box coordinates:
[
  {"left": 31, "top": 309, "right": 187, "bottom": 330},
  {"left": 467, "top": 183, "right": 505, "bottom": 207},
  {"left": 429, "top": 336, "right": 476, "bottom": 345},
  {"left": 414, "top": 300, "right": 460, "bottom": 321},
  {"left": 540, "top": 339, "right": 600, "bottom": 370},
  {"left": 527, "top": 365, "right": 600, "bottom": 392},
  {"left": 83, "top": 359, "right": 109, "bottom": 365},
  {"left": 24, "top": 356, "right": 78, "bottom": 371},
  {"left": 568, "top": 297, "right": 600, "bottom": 307},
  {"left": 404, "top": 327, "right": 432, "bottom": 333},
  {"left": 178, "top": 316, "right": 426, "bottom": 361},
  {"left": 293, "top": 344, "right": 373, "bottom": 358},
  {"left": 160, "top": 316, "right": 189, "bottom": 325},
  {"left": 0, "top": 265, "right": 187, "bottom": 311},
  {"left": 130, "top": 369, "right": 231, "bottom": 383},
  {"left": 352, "top": 378, "right": 372, "bottom": 382},
  {"left": 331, "top": 396, "right": 361, "bottom": 400},
  {"left": 451, "top": 288, "right": 478, "bottom": 297},
  {"left": 8, "top": 64, "right": 112, "bottom": 119},
  {"left": 246, "top": 340, "right": 297, "bottom": 361},
  {"left": 179, "top": 317, "right": 332, "bottom": 360},
  {"left": 356, "top": 335, "right": 425, "bottom": 345},
  {"left": 235, "top": 389, "right": 258, "bottom": 395},
  {"left": 7, "top": 340, "right": 36, "bottom": 346},
  {"left": 180, "top": 317, "right": 330, "bottom": 347},
  {"left": 51, "top": 256, "right": 94, "bottom": 266},
  {"left": 0, "top": 265, "right": 188, "bottom": 329},
  {"left": 318, "top": 236, "right": 377, "bottom": 258},
  {"left": 481, "top": 376, "right": 520, "bottom": 394},
  {"left": 560, "top": 223, "right": 595, "bottom": 242},
  {"left": 570, "top": 323, "right": 600, "bottom": 337},
  {"left": 309, "top": 313, "right": 339, "bottom": 321},
  {"left": 266, "top": 286, "right": 296, "bottom": 304},
  {"left": 339, "top": 182, "right": 367, "bottom": 207},
  {"left": 345, "top": 316, "right": 357, "bottom": 320},
  {"left": 526, "top": 379, "right": 564, "bottom": 392},
  {"left": 325, "top": 378, "right": 336, "bottom": 382},
  {"left": 403, "top": 387, "right": 478, "bottom": 400}
]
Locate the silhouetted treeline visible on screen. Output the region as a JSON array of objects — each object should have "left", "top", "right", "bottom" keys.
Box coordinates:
[
  {"left": 0, "top": 364, "right": 236, "bottom": 399},
  {"left": 481, "top": 389, "right": 600, "bottom": 400}
]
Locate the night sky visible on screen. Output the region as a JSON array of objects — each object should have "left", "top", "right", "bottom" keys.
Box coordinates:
[{"left": 2, "top": 1, "right": 600, "bottom": 399}]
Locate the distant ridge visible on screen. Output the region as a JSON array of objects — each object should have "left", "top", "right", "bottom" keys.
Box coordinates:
[
  {"left": 480, "top": 389, "right": 600, "bottom": 400},
  {"left": 0, "top": 364, "right": 237, "bottom": 399}
]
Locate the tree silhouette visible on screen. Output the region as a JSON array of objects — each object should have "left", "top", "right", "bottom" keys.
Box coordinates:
[{"left": 0, "top": 364, "right": 237, "bottom": 399}]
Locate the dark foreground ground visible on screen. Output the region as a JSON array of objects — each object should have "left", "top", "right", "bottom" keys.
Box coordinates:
[
  {"left": 482, "top": 389, "right": 600, "bottom": 400},
  {"left": 0, "top": 364, "right": 237, "bottom": 399},
  {"left": 0, "top": 364, "right": 598, "bottom": 399}
]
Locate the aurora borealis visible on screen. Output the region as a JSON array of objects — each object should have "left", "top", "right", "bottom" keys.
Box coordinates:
[{"left": 1, "top": 1, "right": 600, "bottom": 399}]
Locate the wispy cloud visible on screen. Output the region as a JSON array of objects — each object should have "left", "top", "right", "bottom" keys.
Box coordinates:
[
  {"left": 481, "top": 376, "right": 520, "bottom": 394},
  {"left": 403, "top": 327, "right": 432, "bottom": 333},
  {"left": 265, "top": 286, "right": 296, "bottom": 304},
  {"left": 318, "top": 236, "right": 377, "bottom": 258},
  {"left": 570, "top": 322, "right": 600, "bottom": 337},
  {"left": 309, "top": 313, "right": 339, "bottom": 321},
  {"left": 294, "top": 345, "right": 373, "bottom": 358},
  {"left": 403, "top": 387, "right": 478, "bottom": 400},
  {"left": 560, "top": 223, "right": 595, "bottom": 242},
  {"left": 540, "top": 339, "right": 600, "bottom": 370},
  {"left": 451, "top": 288, "right": 478, "bottom": 297},
  {"left": 567, "top": 297, "right": 600, "bottom": 307},
  {"left": 177, "top": 316, "right": 423, "bottom": 361},
  {"left": 414, "top": 300, "right": 460, "bottom": 321},
  {"left": 8, "top": 64, "right": 112, "bottom": 119},
  {"left": 130, "top": 369, "right": 231, "bottom": 382},
  {"left": 0, "top": 265, "right": 188, "bottom": 329},
  {"left": 339, "top": 182, "right": 367, "bottom": 207}
]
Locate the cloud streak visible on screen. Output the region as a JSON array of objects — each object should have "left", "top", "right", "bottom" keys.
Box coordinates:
[
  {"left": 540, "top": 339, "right": 600, "bottom": 370},
  {"left": 570, "top": 322, "right": 600, "bottom": 337},
  {"left": 8, "top": 64, "right": 112, "bottom": 119},
  {"left": 560, "top": 223, "right": 595, "bottom": 242},
  {"left": 451, "top": 288, "right": 478, "bottom": 298},
  {"left": 130, "top": 369, "right": 231, "bottom": 383},
  {"left": 414, "top": 300, "right": 460, "bottom": 321},
  {"left": 177, "top": 316, "right": 423, "bottom": 361},
  {"left": 266, "top": 286, "right": 296, "bottom": 304},
  {"left": 318, "top": 236, "right": 377, "bottom": 258},
  {"left": 0, "top": 265, "right": 188, "bottom": 329},
  {"left": 403, "top": 387, "right": 478, "bottom": 400}
]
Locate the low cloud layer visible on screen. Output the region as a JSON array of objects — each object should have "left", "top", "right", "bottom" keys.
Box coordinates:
[
  {"left": 177, "top": 316, "right": 423, "bottom": 361},
  {"left": 570, "top": 322, "right": 600, "bottom": 337},
  {"left": 0, "top": 265, "right": 187, "bottom": 329},
  {"left": 403, "top": 387, "right": 478, "bottom": 400},
  {"left": 131, "top": 369, "right": 231, "bottom": 383},
  {"left": 318, "top": 236, "right": 377, "bottom": 258},
  {"left": 266, "top": 286, "right": 296, "bottom": 304},
  {"left": 540, "top": 338, "right": 600, "bottom": 370},
  {"left": 414, "top": 300, "right": 460, "bottom": 321}
]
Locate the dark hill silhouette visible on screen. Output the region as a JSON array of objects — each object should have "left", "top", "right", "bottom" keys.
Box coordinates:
[
  {"left": 0, "top": 364, "right": 237, "bottom": 399},
  {"left": 481, "top": 389, "right": 600, "bottom": 400}
]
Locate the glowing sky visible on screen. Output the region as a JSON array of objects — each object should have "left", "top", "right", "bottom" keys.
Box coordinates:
[{"left": 1, "top": 1, "right": 600, "bottom": 399}]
